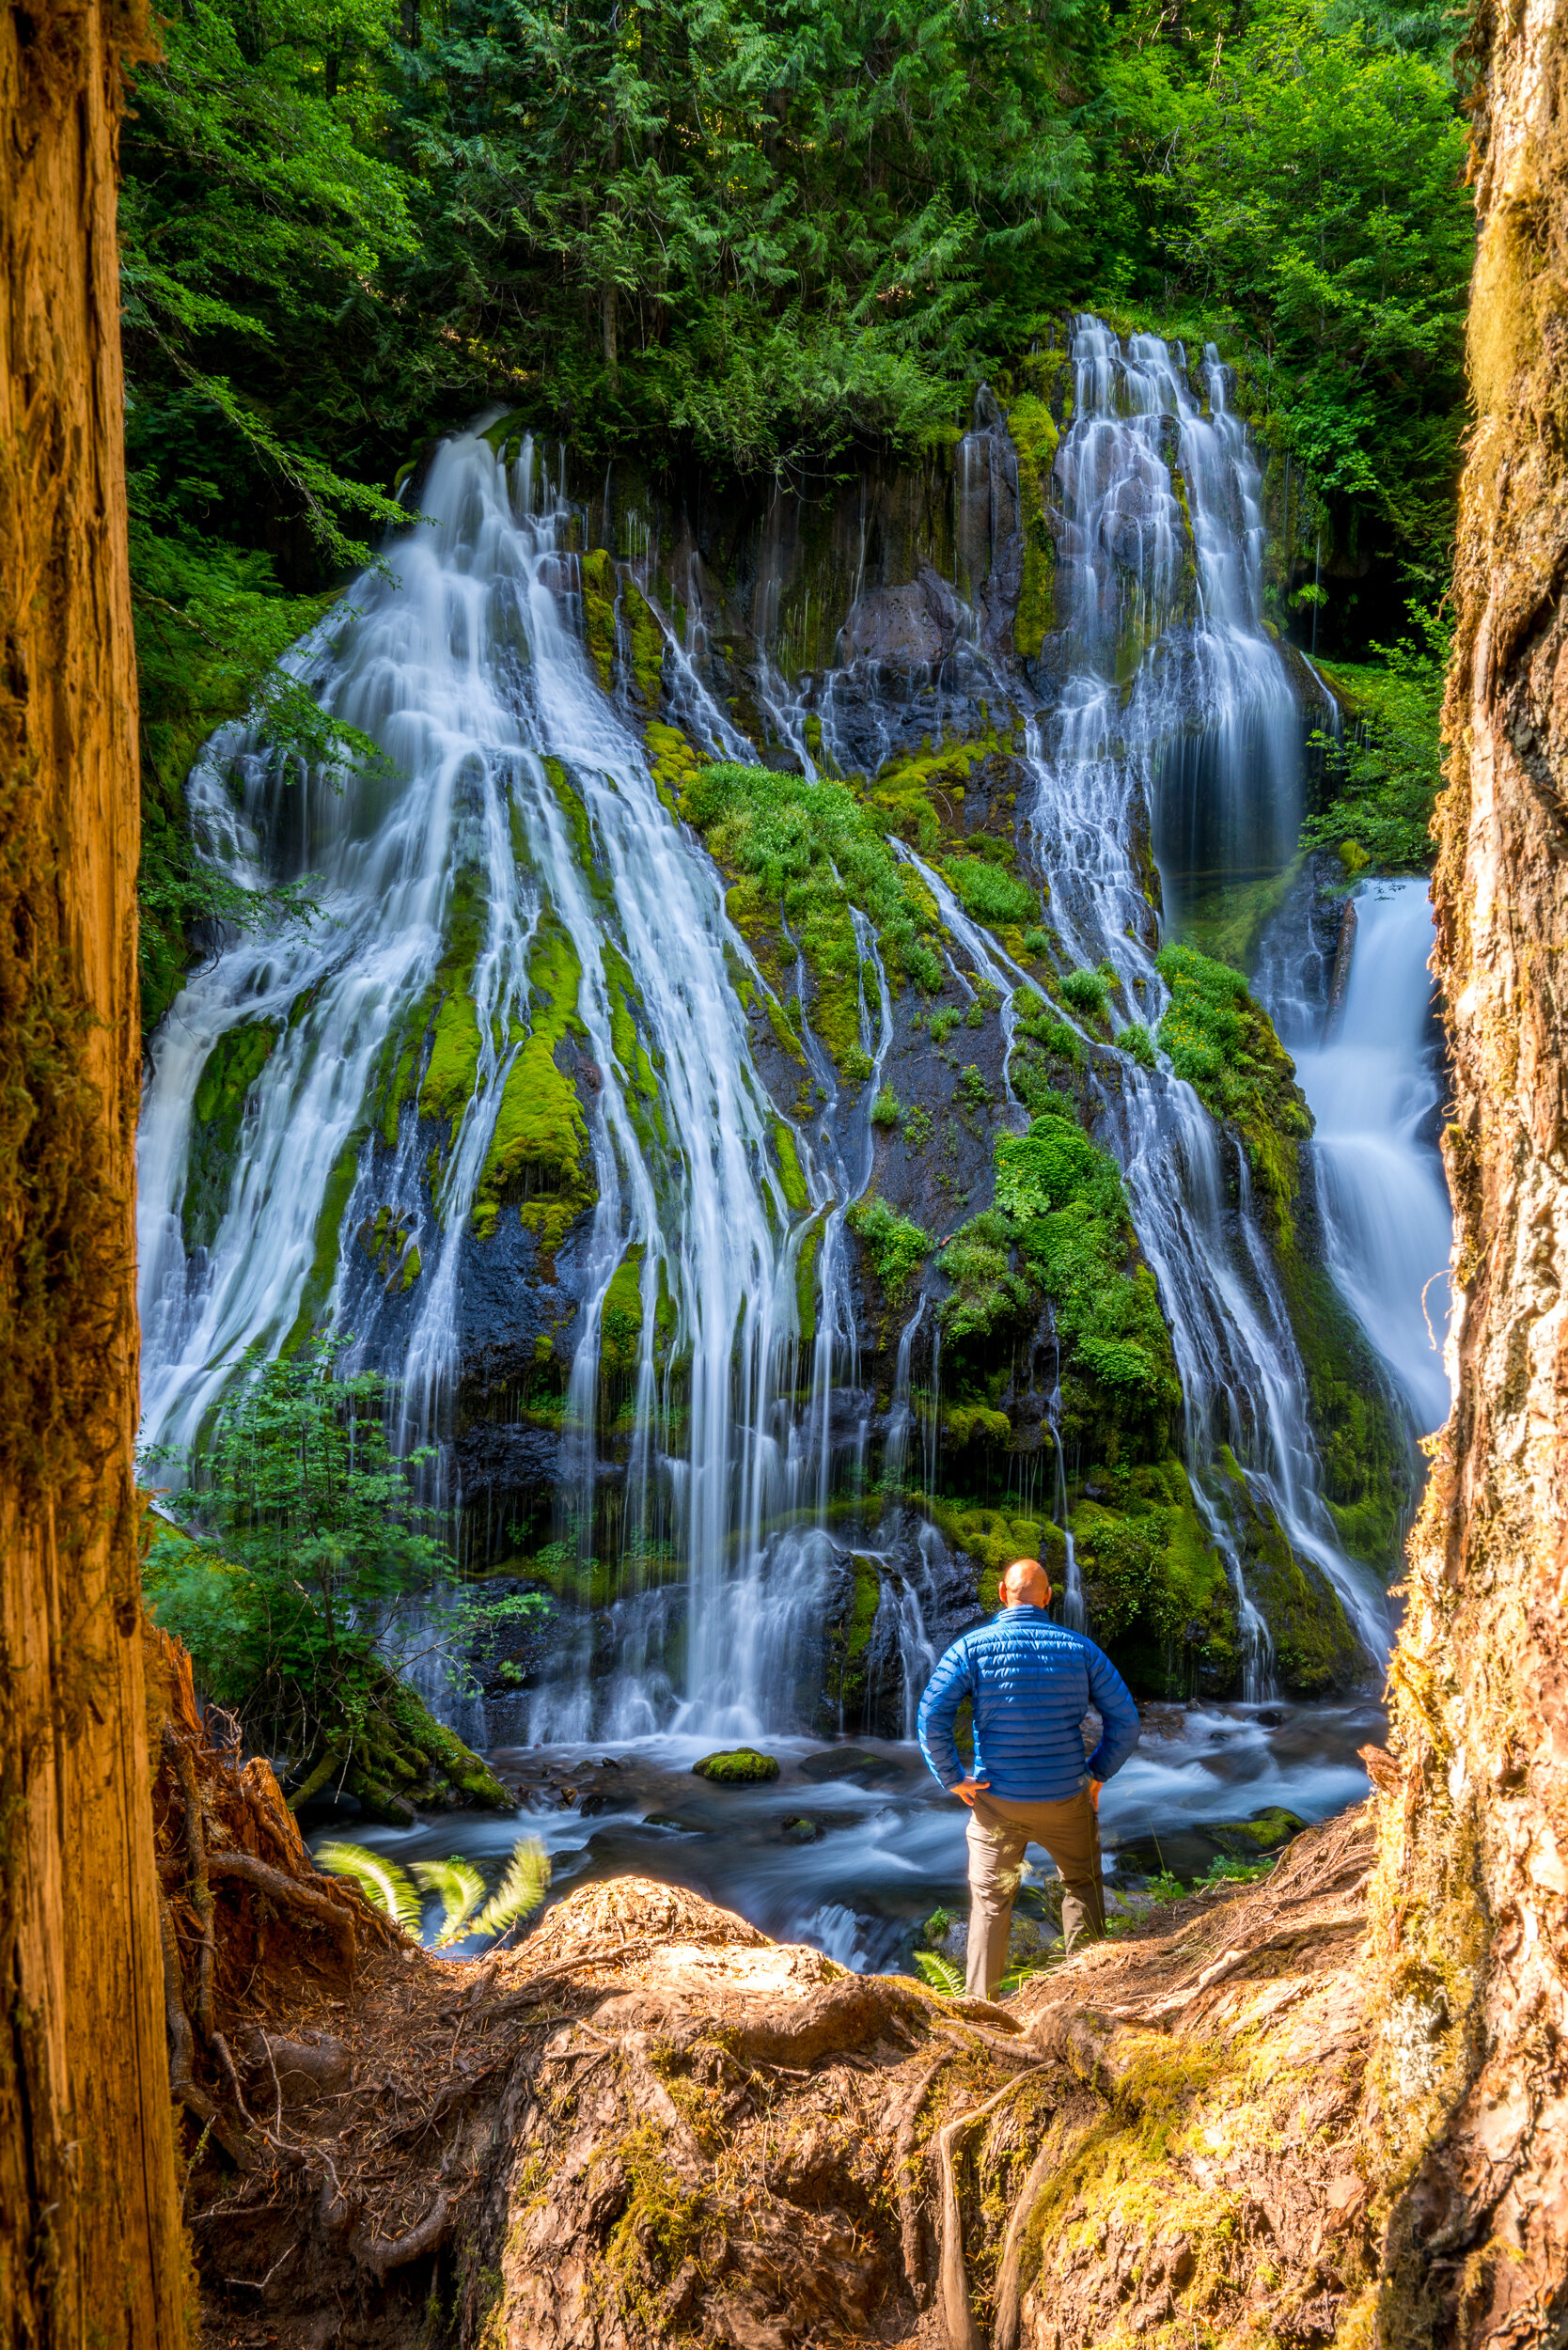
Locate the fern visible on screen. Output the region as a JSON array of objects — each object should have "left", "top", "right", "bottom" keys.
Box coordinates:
[
  {"left": 473, "top": 1838, "right": 551, "bottom": 1939},
  {"left": 913, "top": 1949, "right": 964, "bottom": 1997},
  {"left": 412, "top": 1856, "right": 487, "bottom": 1947},
  {"left": 316, "top": 1840, "right": 421, "bottom": 1933}
]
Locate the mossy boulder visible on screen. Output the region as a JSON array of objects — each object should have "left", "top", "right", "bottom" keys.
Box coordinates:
[
  {"left": 1209, "top": 1806, "right": 1306, "bottom": 1856},
  {"left": 182, "top": 1019, "right": 278, "bottom": 1250},
  {"left": 691, "top": 1748, "right": 781, "bottom": 1784}
]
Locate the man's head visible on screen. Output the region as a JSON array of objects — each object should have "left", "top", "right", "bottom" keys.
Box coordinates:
[{"left": 1000, "top": 1557, "right": 1051, "bottom": 1610}]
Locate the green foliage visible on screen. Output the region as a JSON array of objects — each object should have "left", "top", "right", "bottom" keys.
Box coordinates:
[
  {"left": 682, "top": 763, "right": 945, "bottom": 1067},
  {"left": 411, "top": 1856, "right": 487, "bottom": 1947},
  {"left": 1058, "top": 966, "right": 1108, "bottom": 1016},
  {"left": 1101, "top": 0, "right": 1472, "bottom": 567},
  {"left": 848, "top": 1196, "right": 933, "bottom": 1305},
  {"left": 994, "top": 1104, "right": 1179, "bottom": 1411},
  {"left": 913, "top": 1949, "right": 964, "bottom": 1997},
  {"left": 472, "top": 1838, "right": 553, "bottom": 1936},
  {"left": 318, "top": 1836, "right": 550, "bottom": 1943},
  {"left": 141, "top": 1340, "right": 544, "bottom": 1787},
  {"left": 1304, "top": 607, "right": 1448, "bottom": 871},
  {"left": 316, "top": 1841, "right": 423, "bottom": 1933},
  {"left": 1118, "top": 1022, "right": 1156, "bottom": 1070},
  {"left": 944, "top": 855, "right": 1037, "bottom": 928},
  {"left": 401, "top": 0, "right": 1095, "bottom": 478},
  {"left": 1155, "top": 944, "right": 1312, "bottom": 1217},
  {"left": 870, "top": 1085, "right": 904, "bottom": 1129},
  {"left": 929, "top": 1008, "right": 962, "bottom": 1045},
  {"left": 1204, "top": 1853, "right": 1277, "bottom": 1886}
]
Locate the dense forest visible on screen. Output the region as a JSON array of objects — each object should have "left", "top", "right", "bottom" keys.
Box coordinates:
[{"left": 127, "top": 0, "right": 1472, "bottom": 1028}]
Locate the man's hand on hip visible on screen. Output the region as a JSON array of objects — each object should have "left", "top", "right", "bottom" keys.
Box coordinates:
[
  {"left": 950, "top": 1778, "right": 990, "bottom": 1807},
  {"left": 1090, "top": 1778, "right": 1103, "bottom": 1810}
]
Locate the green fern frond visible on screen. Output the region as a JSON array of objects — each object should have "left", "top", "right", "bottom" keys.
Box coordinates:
[
  {"left": 316, "top": 1839, "right": 422, "bottom": 1934},
  {"left": 473, "top": 1837, "right": 551, "bottom": 1940},
  {"left": 913, "top": 1949, "right": 964, "bottom": 1998},
  {"left": 412, "top": 1856, "right": 487, "bottom": 1948}
]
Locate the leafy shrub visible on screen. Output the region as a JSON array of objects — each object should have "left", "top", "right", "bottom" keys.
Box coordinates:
[
  {"left": 945, "top": 855, "right": 1036, "bottom": 928},
  {"left": 870, "top": 1084, "right": 902, "bottom": 1128},
  {"left": 1118, "top": 1021, "right": 1156, "bottom": 1069},
  {"left": 957, "top": 1063, "right": 992, "bottom": 1108},
  {"left": 904, "top": 1104, "right": 933, "bottom": 1151},
  {"left": 1023, "top": 928, "right": 1051, "bottom": 958},
  {"left": 1058, "top": 966, "right": 1108, "bottom": 1015},
  {"left": 929, "top": 1006, "right": 961, "bottom": 1043},
  {"left": 848, "top": 1195, "right": 933, "bottom": 1303}
]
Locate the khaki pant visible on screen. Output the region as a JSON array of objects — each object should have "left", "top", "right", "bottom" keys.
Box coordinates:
[{"left": 965, "top": 1786, "right": 1105, "bottom": 1999}]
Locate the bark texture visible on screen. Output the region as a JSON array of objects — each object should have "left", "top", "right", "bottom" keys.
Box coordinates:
[
  {"left": 1365, "top": 0, "right": 1568, "bottom": 2337},
  {"left": 0, "top": 6, "right": 185, "bottom": 2342}
]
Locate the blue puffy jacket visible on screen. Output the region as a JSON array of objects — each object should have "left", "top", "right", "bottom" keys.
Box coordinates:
[{"left": 917, "top": 1606, "right": 1140, "bottom": 1801}]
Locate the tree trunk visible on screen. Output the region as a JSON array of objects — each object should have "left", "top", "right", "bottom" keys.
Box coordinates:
[
  {"left": 1371, "top": 0, "right": 1568, "bottom": 2336},
  {"left": 0, "top": 7, "right": 186, "bottom": 2344}
]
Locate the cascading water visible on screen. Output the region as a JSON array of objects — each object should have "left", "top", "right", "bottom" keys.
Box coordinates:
[
  {"left": 138, "top": 431, "right": 857, "bottom": 1741},
  {"left": 1263, "top": 877, "right": 1452, "bottom": 1434},
  {"left": 1006, "top": 319, "right": 1389, "bottom": 1676}
]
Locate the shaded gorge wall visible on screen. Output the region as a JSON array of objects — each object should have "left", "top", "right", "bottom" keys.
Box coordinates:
[{"left": 138, "top": 317, "right": 1434, "bottom": 1743}]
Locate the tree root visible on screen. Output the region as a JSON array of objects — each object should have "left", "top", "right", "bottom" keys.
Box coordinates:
[
  {"left": 936, "top": 2070, "right": 1048, "bottom": 2350},
  {"left": 204, "top": 1846, "right": 375, "bottom": 1966},
  {"left": 351, "top": 2193, "right": 452, "bottom": 2279},
  {"left": 894, "top": 2051, "right": 951, "bottom": 2309}
]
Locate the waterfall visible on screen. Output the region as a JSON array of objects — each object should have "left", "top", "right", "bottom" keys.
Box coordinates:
[
  {"left": 1011, "top": 318, "right": 1388, "bottom": 1669},
  {"left": 139, "top": 431, "right": 844, "bottom": 1740},
  {"left": 1271, "top": 879, "right": 1453, "bottom": 1434},
  {"left": 138, "top": 315, "right": 1409, "bottom": 1748}
]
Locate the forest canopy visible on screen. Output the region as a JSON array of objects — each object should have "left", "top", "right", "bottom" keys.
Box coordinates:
[{"left": 120, "top": 0, "right": 1473, "bottom": 1019}]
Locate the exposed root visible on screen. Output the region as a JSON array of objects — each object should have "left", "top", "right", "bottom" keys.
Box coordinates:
[{"left": 152, "top": 1633, "right": 1384, "bottom": 2350}]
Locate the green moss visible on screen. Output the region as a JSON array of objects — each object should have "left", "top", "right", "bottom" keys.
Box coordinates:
[
  {"left": 847, "top": 1195, "right": 932, "bottom": 1306},
  {"left": 937, "top": 1106, "right": 1181, "bottom": 1456},
  {"left": 922, "top": 1497, "right": 1063, "bottom": 1597},
  {"left": 1008, "top": 391, "right": 1060, "bottom": 658},
  {"left": 943, "top": 852, "right": 1036, "bottom": 927},
  {"left": 771, "top": 1119, "right": 808, "bottom": 1213},
  {"left": 1274, "top": 1248, "right": 1409, "bottom": 1572},
  {"left": 182, "top": 1019, "right": 278, "bottom": 1249},
  {"left": 794, "top": 1216, "right": 823, "bottom": 1351},
  {"left": 472, "top": 921, "right": 592, "bottom": 1262},
  {"left": 691, "top": 1747, "right": 780, "bottom": 1783},
  {"left": 579, "top": 546, "right": 618, "bottom": 689},
  {"left": 823, "top": 1553, "right": 883, "bottom": 1718},
  {"left": 681, "top": 760, "right": 945, "bottom": 1070},
  {"left": 1155, "top": 942, "right": 1311, "bottom": 1226},
  {"left": 418, "top": 984, "right": 482, "bottom": 1129},
  {"left": 945, "top": 1403, "right": 1011, "bottom": 1446},
  {"left": 283, "top": 1136, "right": 364, "bottom": 1353},
  {"left": 1071, "top": 1460, "right": 1238, "bottom": 1698},
  {"left": 601, "top": 1245, "right": 645, "bottom": 1375},
  {"left": 621, "top": 578, "right": 666, "bottom": 705},
  {"left": 1215, "top": 1450, "right": 1361, "bottom": 1694}
]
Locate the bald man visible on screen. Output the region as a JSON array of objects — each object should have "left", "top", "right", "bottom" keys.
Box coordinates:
[{"left": 917, "top": 1557, "right": 1140, "bottom": 1997}]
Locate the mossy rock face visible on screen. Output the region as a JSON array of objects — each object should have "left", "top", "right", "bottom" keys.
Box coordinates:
[
  {"left": 691, "top": 1748, "right": 781, "bottom": 1785},
  {"left": 1071, "top": 1459, "right": 1240, "bottom": 1699},
  {"left": 1216, "top": 1452, "right": 1363, "bottom": 1696},
  {"left": 182, "top": 1019, "right": 278, "bottom": 1250}
]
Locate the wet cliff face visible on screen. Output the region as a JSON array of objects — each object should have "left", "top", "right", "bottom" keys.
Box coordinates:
[
  {"left": 1370, "top": 1, "right": 1568, "bottom": 2332},
  {"left": 137, "top": 322, "right": 1407, "bottom": 1738}
]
